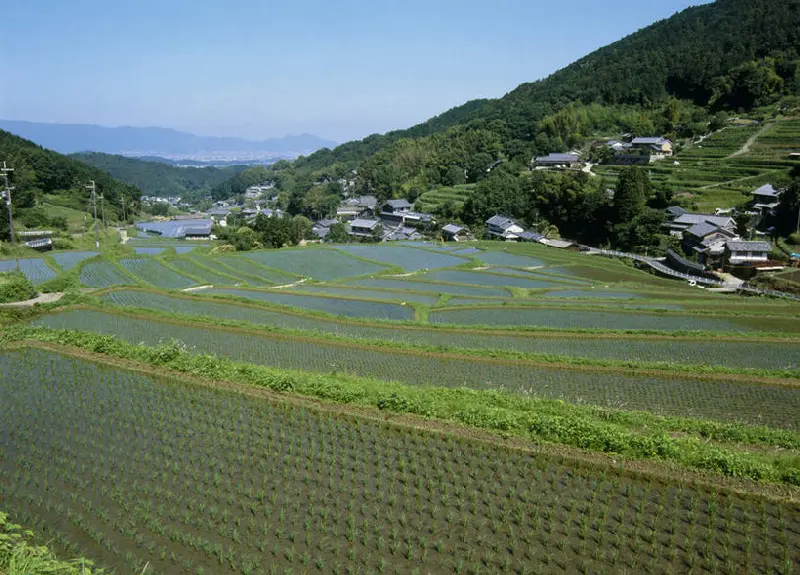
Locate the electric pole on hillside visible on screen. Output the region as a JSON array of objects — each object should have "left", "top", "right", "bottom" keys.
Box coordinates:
[
  {"left": 86, "top": 180, "right": 100, "bottom": 248},
  {"left": 120, "top": 196, "right": 127, "bottom": 223},
  {"left": 1, "top": 162, "right": 19, "bottom": 270},
  {"left": 100, "top": 192, "right": 106, "bottom": 228}
]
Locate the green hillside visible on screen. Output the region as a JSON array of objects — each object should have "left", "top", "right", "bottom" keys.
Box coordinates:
[
  {"left": 0, "top": 130, "right": 141, "bottom": 242},
  {"left": 214, "top": 0, "right": 800, "bottom": 241},
  {"left": 72, "top": 152, "right": 247, "bottom": 200}
]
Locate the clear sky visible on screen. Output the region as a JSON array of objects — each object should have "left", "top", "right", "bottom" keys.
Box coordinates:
[{"left": 1, "top": 1, "right": 709, "bottom": 143}]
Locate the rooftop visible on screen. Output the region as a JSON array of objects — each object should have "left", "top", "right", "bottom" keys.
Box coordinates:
[
  {"left": 752, "top": 184, "right": 780, "bottom": 198},
  {"left": 486, "top": 214, "right": 517, "bottom": 229},
  {"left": 726, "top": 241, "right": 772, "bottom": 252}
]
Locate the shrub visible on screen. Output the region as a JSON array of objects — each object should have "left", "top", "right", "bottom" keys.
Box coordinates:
[
  {"left": 0, "top": 271, "right": 37, "bottom": 303},
  {"left": 38, "top": 274, "right": 79, "bottom": 293}
]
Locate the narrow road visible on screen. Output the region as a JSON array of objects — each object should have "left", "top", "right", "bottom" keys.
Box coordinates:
[
  {"left": 726, "top": 123, "right": 772, "bottom": 159},
  {"left": 0, "top": 292, "right": 64, "bottom": 307}
]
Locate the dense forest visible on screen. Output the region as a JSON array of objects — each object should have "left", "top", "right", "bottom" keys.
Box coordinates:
[
  {"left": 210, "top": 0, "right": 799, "bottom": 250},
  {"left": 71, "top": 152, "right": 247, "bottom": 200},
  {"left": 0, "top": 130, "right": 141, "bottom": 240}
]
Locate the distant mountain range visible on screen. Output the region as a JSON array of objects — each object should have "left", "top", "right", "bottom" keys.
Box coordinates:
[{"left": 0, "top": 120, "right": 336, "bottom": 161}]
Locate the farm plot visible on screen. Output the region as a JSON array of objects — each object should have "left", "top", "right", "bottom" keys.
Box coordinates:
[
  {"left": 473, "top": 251, "right": 545, "bottom": 268},
  {"left": 348, "top": 277, "right": 511, "bottom": 297},
  {"left": 79, "top": 261, "right": 136, "bottom": 288},
  {"left": 0, "top": 258, "right": 56, "bottom": 285},
  {"left": 189, "top": 255, "right": 267, "bottom": 284},
  {"left": 217, "top": 256, "right": 300, "bottom": 284},
  {"left": 5, "top": 348, "right": 798, "bottom": 575},
  {"left": 487, "top": 268, "right": 593, "bottom": 286},
  {"left": 50, "top": 251, "right": 98, "bottom": 271},
  {"left": 203, "top": 288, "right": 415, "bottom": 320},
  {"left": 96, "top": 290, "right": 796, "bottom": 371},
  {"left": 285, "top": 285, "right": 440, "bottom": 304},
  {"left": 245, "top": 249, "right": 387, "bottom": 280},
  {"left": 429, "top": 307, "right": 800, "bottom": 333},
  {"left": 119, "top": 258, "right": 196, "bottom": 290},
  {"left": 132, "top": 246, "right": 165, "bottom": 255},
  {"left": 544, "top": 289, "right": 643, "bottom": 299},
  {"left": 33, "top": 309, "right": 800, "bottom": 426},
  {"left": 334, "top": 245, "right": 466, "bottom": 271},
  {"left": 166, "top": 258, "right": 242, "bottom": 286},
  {"left": 420, "top": 269, "right": 565, "bottom": 289}
]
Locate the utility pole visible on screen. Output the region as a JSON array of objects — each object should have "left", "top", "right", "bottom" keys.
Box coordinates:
[
  {"left": 86, "top": 180, "right": 100, "bottom": 249},
  {"left": 1, "top": 162, "right": 18, "bottom": 270},
  {"left": 120, "top": 196, "right": 127, "bottom": 223},
  {"left": 100, "top": 192, "right": 106, "bottom": 228}
]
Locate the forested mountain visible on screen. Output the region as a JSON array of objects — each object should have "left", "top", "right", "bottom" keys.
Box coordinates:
[
  {"left": 0, "top": 130, "right": 140, "bottom": 239},
  {"left": 72, "top": 152, "right": 247, "bottom": 200},
  {"left": 217, "top": 0, "right": 799, "bottom": 251}
]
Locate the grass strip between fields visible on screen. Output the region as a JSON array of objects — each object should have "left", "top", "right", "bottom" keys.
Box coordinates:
[
  {"left": 83, "top": 300, "right": 800, "bottom": 383},
  {"left": 3, "top": 326, "right": 800, "bottom": 490}
]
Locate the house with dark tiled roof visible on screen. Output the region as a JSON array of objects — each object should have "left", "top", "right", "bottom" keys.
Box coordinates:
[
  {"left": 682, "top": 221, "right": 738, "bottom": 265},
  {"left": 533, "top": 153, "right": 581, "bottom": 169},
  {"left": 725, "top": 241, "right": 772, "bottom": 265},
  {"left": 441, "top": 224, "right": 474, "bottom": 242},
  {"left": 486, "top": 215, "right": 524, "bottom": 240},
  {"left": 631, "top": 137, "right": 673, "bottom": 156},
  {"left": 751, "top": 184, "right": 782, "bottom": 213},
  {"left": 347, "top": 218, "right": 382, "bottom": 239}
]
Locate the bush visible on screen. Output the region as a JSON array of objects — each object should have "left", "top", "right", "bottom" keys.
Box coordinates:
[
  {"left": 788, "top": 232, "right": 800, "bottom": 246},
  {"left": 38, "top": 274, "right": 79, "bottom": 293},
  {"left": 0, "top": 271, "right": 37, "bottom": 303}
]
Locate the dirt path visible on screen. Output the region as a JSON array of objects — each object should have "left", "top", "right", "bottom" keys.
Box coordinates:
[
  {"left": 726, "top": 122, "right": 772, "bottom": 159},
  {"left": 0, "top": 292, "right": 64, "bottom": 307}
]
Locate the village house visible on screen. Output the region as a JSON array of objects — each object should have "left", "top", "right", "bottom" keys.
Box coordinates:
[
  {"left": 383, "top": 223, "right": 423, "bottom": 242},
  {"left": 663, "top": 211, "right": 736, "bottom": 237},
  {"left": 630, "top": 137, "right": 673, "bottom": 157},
  {"left": 311, "top": 218, "right": 338, "bottom": 240},
  {"left": 725, "top": 240, "right": 772, "bottom": 265},
  {"left": 380, "top": 199, "right": 434, "bottom": 226},
  {"left": 751, "top": 184, "right": 782, "bottom": 213},
  {"left": 682, "top": 222, "right": 738, "bottom": 265},
  {"left": 441, "top": 224, "right": 474, "bottom": 242},
  {"left": 347, "top": 218, "right": 382, "bottom": 239},
  {"left": 532, "top": 153, "right": 582, "bottom": 169},
  {"left": 486, "top": 215, "right": 525, "bottom": 241},
  {"left": 336, "top": 195, "right": 377, "bottom": 220}
]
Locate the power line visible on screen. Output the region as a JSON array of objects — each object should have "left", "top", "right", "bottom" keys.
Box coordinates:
[
  {"left": 86, "top": 180, "right": 100, "bottom": 249},
  {"left": 1, "top": 161, "right": 19, "bottom": 270}
]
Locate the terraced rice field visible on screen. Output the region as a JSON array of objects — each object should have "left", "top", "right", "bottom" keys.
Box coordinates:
[
  {"left": 473, "top": 251, "right": 546, "bottom": 268},
  {"left": 50, "top": 251, "right": 98, "bottom": 271},
  {"left": 203, "top": 288, "right": 415, "bottom": 320},
  {"left": 244, "top": 248, "right": 387, "bottom": 280},
  {"left": 334, "top": 245, "right": 466, "bottom": 271},
  {"left": 429, "top": 306, "right": 800, "bottom": 333},
  {"left": 96, "top": 290, "right": 800, "bottom": 371},
  {"left": 118, "top": 258, "right": 196, "bottom": 290},
  {"left": 166, "top": 258, "right": 243, "bottom": 286},
  {"left": 348, "top": 277, "right": 511, "bottom": 297},
  {"left": 420, "top": 269, "right": 566, "bottom": 289},
  {"left": 0, "top": 258, "right": 56, "bottom": 285},
  {"left": 132, "top": 247, "right": 166, "bottom": 255},
  {"left": 32, "top": 309, "right": 800, "bottom": 426},
  {"left": 79, "top": 261, "right": 136, "bottom": 288},
  {"left": 190, "top": 255, "right": 267, "bottom": 284},
  {"left": 217, "top": 256, "right": 300, "bottom": 284},
  {"left": 285, "top": 285, "right": 440, "bottom": 304},
  {"left": 6, "top": 348, "right": 797, "bottom": 575}
]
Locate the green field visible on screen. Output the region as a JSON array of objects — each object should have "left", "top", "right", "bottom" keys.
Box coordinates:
[
  {"left": 3, "top": 347, "right": 798, "bottom": 575},
  {"left": 4, "top": 239, "right": 800, "bottom": 574},
  {"left": 32, "top": 308, "right": 800, "bottom": 427}
]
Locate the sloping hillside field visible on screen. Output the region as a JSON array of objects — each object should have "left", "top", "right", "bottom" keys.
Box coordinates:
[
  {"left": 1, "top": 347, "right": 798, "bottom": 575},
  {"left": 3, "top": 241, "right": 800, "bottom": 573}
]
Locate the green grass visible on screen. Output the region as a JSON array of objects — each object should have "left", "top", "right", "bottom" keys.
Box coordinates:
[{"left": 28, "top": 308, "right": 800, "bottom": 429}]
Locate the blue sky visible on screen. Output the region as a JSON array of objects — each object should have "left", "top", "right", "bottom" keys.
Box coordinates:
[{"left": 1, "top": 1, "right": 709, "bottom": 143}]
